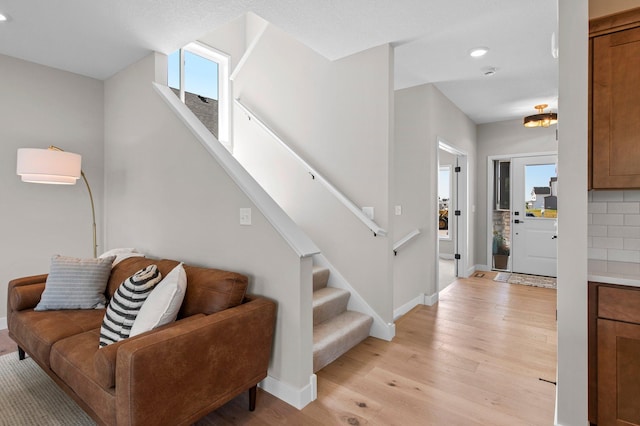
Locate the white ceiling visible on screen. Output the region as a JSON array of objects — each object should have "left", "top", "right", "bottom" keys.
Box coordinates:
[{"left": 0, "top": 0, "right": 558, "bottom": 124}]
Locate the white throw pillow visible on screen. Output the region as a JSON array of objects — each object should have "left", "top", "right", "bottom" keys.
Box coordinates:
[
  {"left": 99, "top": 248, "right": 145, "bottom": 266},
  {"left": 130, "top": 263, "right": 187, "bottom": 336}
]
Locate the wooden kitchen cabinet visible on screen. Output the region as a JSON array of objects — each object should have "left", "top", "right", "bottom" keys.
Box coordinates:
[
  {"left": 589, "top": 282, "right": 640, "bottom": 425},
  {"left": 590, "top": 8, "right": 640, "bottom": 189}
]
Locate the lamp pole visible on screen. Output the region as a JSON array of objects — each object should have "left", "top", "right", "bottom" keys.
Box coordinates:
[{"left": 49, "top": 146, "right": 98, "bottom": 257}]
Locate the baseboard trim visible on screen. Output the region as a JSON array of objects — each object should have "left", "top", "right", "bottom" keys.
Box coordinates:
[
  {"left": 259, "top": 374, "right": 317, "bottom": 410},
  {"left": 465, "top": 264, "right": 477, "bottom": 277},
  {"left": 393, "top": 292, "right": 438, "bottom": 321},
  {"left": 425, "top": 292, "right": 439, "bottom": 305},
  {"left": 475, "top": 264, "right": 491, "bottom": 272},
  {"left": 0, "top": 317, "right": 6, "bottom": 330}
]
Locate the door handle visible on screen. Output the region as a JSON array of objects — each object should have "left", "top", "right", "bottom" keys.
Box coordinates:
[
  {"left": 514, "top": 219, "right": 524, "bottom": 224},
  {"left": 552, "top": 235, "right": 557, "bottom": 239}
]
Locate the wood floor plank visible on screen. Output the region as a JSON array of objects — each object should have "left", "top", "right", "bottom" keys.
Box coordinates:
[{"left": 0, "top": 274, "right": 557, "bottom": 425}]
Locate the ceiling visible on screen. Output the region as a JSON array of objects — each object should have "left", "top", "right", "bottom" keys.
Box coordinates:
[{"left": 0, "top": 0, "right": 558, "bottom": 124}]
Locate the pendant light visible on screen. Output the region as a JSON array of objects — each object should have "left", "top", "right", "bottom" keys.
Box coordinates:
[{"left": 523, "top": 104, "right": 558, "bottom": 128}]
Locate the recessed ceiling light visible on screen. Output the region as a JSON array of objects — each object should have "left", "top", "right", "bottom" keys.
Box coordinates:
[
  {"left": 0, "top": 13, "right": 9, "bottom": 22},
  {"left": 469, "top": 47, "right": 489, "bottom": 58}
]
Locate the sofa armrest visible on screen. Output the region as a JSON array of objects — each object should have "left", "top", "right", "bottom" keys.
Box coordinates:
[
  {"left": 114, "top": 297, "right": 276, "bottom": 426},
  {"left": 8, "top": 274, "right": 47, "bottom": 312}
]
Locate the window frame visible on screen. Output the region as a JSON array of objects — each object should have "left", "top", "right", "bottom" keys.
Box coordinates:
[{"left": 173, "top": 41, "right": 231, "bottom": 147}]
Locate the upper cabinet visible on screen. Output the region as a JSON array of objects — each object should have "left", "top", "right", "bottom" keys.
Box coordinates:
[{"left": 590, "top": 8, "right": 640, "bottom": 189}]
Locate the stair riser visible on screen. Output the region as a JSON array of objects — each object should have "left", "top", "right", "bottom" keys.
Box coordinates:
[
  {"left": 312, "top": 268, "right": 330, "bottom": 292},
  {"left": 313, "top": 292, "right": 349, "bottom": 325},
  {"left": 313, "top": 318, "right": 373, "bottom": 372}
]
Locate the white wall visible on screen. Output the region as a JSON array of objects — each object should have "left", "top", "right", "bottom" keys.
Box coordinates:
[
  {"left": 103, "top": 53, "right": 315, "bottom": 407},
  {"left": 0, "top": 54, "right": 104, "bottom": 323},
  {"left": 230, "top": 22, "right": 395, "bottom": 323},
  {"left": 475, "top": 119, "right": 557, "bottom": 267},
  {"left": 393, "top": 83, "right": 476, "bottom": 312},
  {"left": 556, "top": 0, "right": 589, "bottom": 424}
]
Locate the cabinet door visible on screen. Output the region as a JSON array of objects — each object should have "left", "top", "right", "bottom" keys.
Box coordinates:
[
  {"left": 592, "top": 26, "right": 640, "bottom": 188},
  {"left": 598, "top": 319, "right": 640, "bottom": 425}
]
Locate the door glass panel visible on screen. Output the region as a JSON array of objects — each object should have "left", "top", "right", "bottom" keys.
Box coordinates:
[
  {"left": 438, "top": 166, "right": 450, "bottom": 239},
  {"left": 524, "top": 164, "right": 557, "bottom": 218}
]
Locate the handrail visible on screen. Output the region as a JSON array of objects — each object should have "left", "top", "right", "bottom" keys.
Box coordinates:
[
  {"left": 152, "top": 82, "right": 320, "bottom": 258},
  {"left": 393, "top": 229, "right": 421, "bottom": 255},
  {"left": 234, "top": 98, "right": 387, "bottom": 237}
]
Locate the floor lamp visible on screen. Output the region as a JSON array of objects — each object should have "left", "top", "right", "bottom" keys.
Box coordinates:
[{"left": 16, "top": 146, "right": 98, "bottom": 257}]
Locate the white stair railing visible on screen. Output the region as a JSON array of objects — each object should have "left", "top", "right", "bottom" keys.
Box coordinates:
[
  {"left": 235, "top": 98, "right": 387, "bottom": 237},
  {"left": 393, "top": 229, "right": 421, "bottom": 255},
  {"left": 152, "top": 82, "right": 320, "bottom": 258}
]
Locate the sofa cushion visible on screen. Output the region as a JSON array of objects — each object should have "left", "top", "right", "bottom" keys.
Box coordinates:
[
  {"left": 35, "top": 255, "right": 116, "bottom": 311},
  {"left": 10, "top": 309, "right": 105, "bottom": 368},
  {"left": 99, "top": 265, "right": 162, "bottom": 347},
  {"left": 50, "top": 329, "right": 117, "bottom": 425},
  {"left": 93, "top": 314, "right": 205, "bottom": 389},
  {"left": 179, "top": 265, "right": 248, "bottom": 317},
  {"left": 130, "top": 263, "right": 187, "bottom": 337}
]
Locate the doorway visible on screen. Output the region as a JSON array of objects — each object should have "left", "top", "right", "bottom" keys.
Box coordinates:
[
  {"left": 437, "top": 140, "right": 469, "bottom": 292},
  {"left": 487, "top": 153, "right": 558, "bottom": 278},
  {"left": 511, "top": 155, "right": 558, "bottom": 277}
]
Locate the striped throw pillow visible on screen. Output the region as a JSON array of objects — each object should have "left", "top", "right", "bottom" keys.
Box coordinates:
[
  {"left": 35, "top": 255, "right": 116, "bottom": 311},
  {"left": 99, "top": 265, "right": 162, "bottom": 347}
]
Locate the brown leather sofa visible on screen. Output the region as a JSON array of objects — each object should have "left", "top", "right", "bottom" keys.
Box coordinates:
[{"left": 7, "top": 257, "right": 276, "bottom": 426}]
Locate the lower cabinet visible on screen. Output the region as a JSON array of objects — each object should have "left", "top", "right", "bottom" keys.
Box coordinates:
[{"left": 589, "top": 282, "right": 640, "bottom": 426}]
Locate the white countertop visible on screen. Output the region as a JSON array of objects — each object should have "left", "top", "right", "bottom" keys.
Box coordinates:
[
  {"left": 588, "top": 259, "right": 640, "bottom": 287},
  {"left": 588, "top": 272, "right": 640, "bottom": 287}
]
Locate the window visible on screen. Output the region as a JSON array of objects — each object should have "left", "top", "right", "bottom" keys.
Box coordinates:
[
  {"left": 524, "top": 163, "right": 557, "bottom": 217},
  {"left": 439, "top": 165, "right": 451, "bottom": 239},
  {"left": 168, "top": 42, "right": 230, "bottom": 146}
]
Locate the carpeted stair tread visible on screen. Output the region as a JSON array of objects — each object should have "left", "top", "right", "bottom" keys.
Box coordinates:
[
  {"left": 313, "top": 310, "right": 373, "bottom": 372},
  {"left": 312, "top": 266, "right": 330, "bottom": 292},
  {"left": 313, "top": 287, "right": 350, "bottom": 325}
]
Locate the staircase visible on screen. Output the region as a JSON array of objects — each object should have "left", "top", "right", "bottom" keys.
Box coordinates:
[{"left": 312, "top": 266, "right": 373, "bottom": 372}]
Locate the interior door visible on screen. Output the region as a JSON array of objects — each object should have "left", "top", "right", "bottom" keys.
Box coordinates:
[{"left": 511, "top": 155, "right": 558, "bottom": 277}]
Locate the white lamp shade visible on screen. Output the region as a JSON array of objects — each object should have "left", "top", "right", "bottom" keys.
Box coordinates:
[{"left": 17, "top": 148, "right": 81, "bottom": 185}]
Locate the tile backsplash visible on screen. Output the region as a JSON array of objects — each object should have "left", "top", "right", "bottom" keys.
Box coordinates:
[{"left": 589, "top": 190, "right": 640, "bottom": 276}]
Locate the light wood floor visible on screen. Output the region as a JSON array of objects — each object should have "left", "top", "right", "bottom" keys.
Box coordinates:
[{"left": 1, "top": 273, "right": 557, "bottom": 425}]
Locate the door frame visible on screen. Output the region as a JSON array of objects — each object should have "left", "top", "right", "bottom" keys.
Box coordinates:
[
  {"left": 437, "top": 139, "right": 469, "bottom": 287},
  {"left": 486, "top": 151, "right": 558, "bottom": 270}
]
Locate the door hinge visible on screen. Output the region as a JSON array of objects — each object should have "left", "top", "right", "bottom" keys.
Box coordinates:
[
  {"left": 454, "top": 253, "right": 461, "bottom": 260},
  {"left": 454, "top": 166, "right": 461, "bottom": 173},
  {"left": 455, "top": 210, "right": 461, "bottom": 216}
]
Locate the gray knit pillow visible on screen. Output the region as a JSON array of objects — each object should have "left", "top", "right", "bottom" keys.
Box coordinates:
[
  {"left": 99, "top": 265, "right": 162, "bottom": 347},
  {"left": 35, "top": 255, "right": 116, "bottom": 311}
]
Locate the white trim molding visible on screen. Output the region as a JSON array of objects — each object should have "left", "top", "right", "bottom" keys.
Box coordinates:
[
  {"left": 393, "top": 292, "right": 438, "bottom": 321},
  {"left": 259, "top": 374, "right": 317, "bottom": 410}
]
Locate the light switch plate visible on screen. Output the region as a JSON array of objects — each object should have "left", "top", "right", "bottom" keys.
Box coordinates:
[
  {"left": 395, "top": 205, "right": 402, "bottom": 215},
  {"left": 240, "top": 208, "right": 251, "bottom": 225}
]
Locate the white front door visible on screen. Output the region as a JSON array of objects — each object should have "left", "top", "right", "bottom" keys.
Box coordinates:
[{"left": 511, "top": 155, "right": 558, "bottom": 277}]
